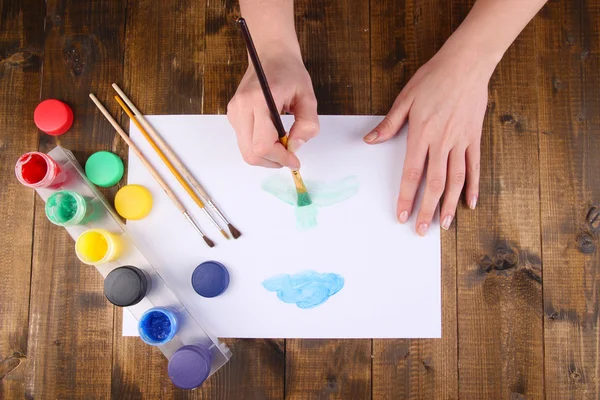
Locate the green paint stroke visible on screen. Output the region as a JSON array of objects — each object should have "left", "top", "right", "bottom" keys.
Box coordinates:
[{"left": 262, "top": 175, "right": 360, "bottom": 230}]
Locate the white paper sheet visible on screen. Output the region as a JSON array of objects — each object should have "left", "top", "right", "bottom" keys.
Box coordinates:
[{"left": 124, "top": 115, "right": 441, "bottom": 338}]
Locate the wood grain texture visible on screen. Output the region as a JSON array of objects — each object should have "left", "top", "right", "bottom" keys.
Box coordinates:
[
  {"left": 537, "top": 0, "right": 600, "bottom": 398},
  {"left": 454, "top": 1, "right": 544, "bottom": 399},
  {"left": 296, "top": 0, "right": 370, "bottom": 115},
  {"left": 23, "top": 0, "right": 127, "bottom": 398},
  {"left": 203, "top": 1, "right": 286, "bottom": 399},
  {"left": 285, "top": 1, "right": 371, "bottom": 399},
  {"left": 123, "top": 0, "right": 206, "bottom": 115},
  {"left": 0, "top": 0, "right": 44, "bottom": 398},
  {"left": 371, "top": 0, "right": 458, "bottom": 398},
  {"left": 203, "top": 0, "right": 246, "bottom": 115}
]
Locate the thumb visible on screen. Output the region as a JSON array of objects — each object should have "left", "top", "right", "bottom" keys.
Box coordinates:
[
  {"left": 364, "top": 95, "right": 412, "bottom": 144},
  {"left": 287, "top": 92, "right": 319, "bottom": 153}
]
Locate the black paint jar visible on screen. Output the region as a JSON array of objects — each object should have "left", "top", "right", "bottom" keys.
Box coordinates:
[{"left": 104, "top": 266, "right": 151, "bottom": 307}]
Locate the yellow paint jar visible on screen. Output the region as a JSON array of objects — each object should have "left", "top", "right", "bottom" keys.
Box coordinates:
[{"left": 75, "top": 229, "right": 122, "bottom": 265}]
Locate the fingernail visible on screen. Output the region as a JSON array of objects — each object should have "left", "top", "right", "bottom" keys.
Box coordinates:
[
  {"left": 469, "top": 196, "right": 478, "bottom": 210},
  {"left": 363, "top": 130, "right": 379, "bottom": 143},
  {"left": 417, "top": 223, "right": 429, "bottom": 237},
  {"left": 442, "top": 215, "right": 453, "bottom": 230},
  {"left": 288, "top": 139, "right": 305, "bottom": 153},
  {"left": 398, "top": 211, "right": 409, "bottom": 224}
]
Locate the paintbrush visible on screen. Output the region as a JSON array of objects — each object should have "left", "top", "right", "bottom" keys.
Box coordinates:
[
  {"left": 114, "top": 95, "right": 230, "bottom": 240},
  {"left": 112, "top": 83, "right": 242, "bottom": 240},
  {"left": 89, "top": 93, "right": 215, "bottom": 248},
  {"left": 237, "top": 17, "right": 313, "bottom": 208}
]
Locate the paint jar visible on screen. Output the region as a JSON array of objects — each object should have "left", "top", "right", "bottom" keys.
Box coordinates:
[
  {"left": 191, "top": 261, "right": 230, "bottom": 298},
  {"left": 168, "top": 344, "right": 213, "bottom": 389},
  {"left": 75, "top": 228, "right": 122, "bottom": 265},
  {"left": 104, "top": 266, "right": 151, "bottom": 307},
  {"left": 138, "top": 307, "right": 179, "bottom": 346},
  {"left": 45, "top": 191, "right": 96, "bottom": 226},
  {"left": 15, "top": 152, "right": 68, "bottom": 189}
]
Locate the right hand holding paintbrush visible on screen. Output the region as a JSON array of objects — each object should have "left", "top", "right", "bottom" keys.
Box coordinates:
[
  {"left": 228, "top": 1, "right": 319, "bottom": 170},
  {"left": 228, "top": 54, "right": 319, "bottom": 169}
]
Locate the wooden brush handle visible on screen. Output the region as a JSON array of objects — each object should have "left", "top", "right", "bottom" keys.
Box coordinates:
[
  {"left": 89, "top": 94, "right": 186, "bottom": 213},
  {"left": 115, "top": 95, "right": 207, "bottom": 210},
  {"left": 237, "top": 18, "right": 287, "bottom": 139},
  {"left": 112, "top": 83, "right": 212, "bottom": 201},
  {"left": 139, "top": 113, "right": 210, "bottom": 200}
]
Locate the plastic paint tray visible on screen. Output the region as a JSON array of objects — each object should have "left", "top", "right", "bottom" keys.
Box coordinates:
[{"left": 34, "top": 146, "right": 232, "bottom": 382}]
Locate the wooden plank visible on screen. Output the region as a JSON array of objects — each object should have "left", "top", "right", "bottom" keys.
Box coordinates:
[
  {"left": 203, "top": 0, "right": 246, "bottom": 115},
  {"left": 24, "top": 0, "right": 127, "bottom": 398},
  {"left": 453, "top": 2, "right": 544, "bottom": 399},
  {"left": 203, "top": 1, "right": 285, "bottom": 398},
  {"left": 285, "top": 1, "right": 371, "bottom": 399},
  {"left": 0, "top": 0, "right": 44, "bottom": 398},
  {"left": 537, "top": 0, "right": 600, "bottom": 398},
  {"left": 111, "top": 1, "right": 208, "bottom": 398},
  {"left": 370, "top": 0, "right": 458, "bottom": 398},
  {"left": 122, "top": 0, "right": 205, "bottom": 115}
]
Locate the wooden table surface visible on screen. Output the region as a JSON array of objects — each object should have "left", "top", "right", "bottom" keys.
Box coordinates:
[{"left": 1, "top": 0, "right": 599, "bottom": 398}]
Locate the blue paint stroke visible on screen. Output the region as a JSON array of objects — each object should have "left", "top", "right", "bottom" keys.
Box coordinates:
[{"left": 263, "top": 270, "right": 345, "bottom": 309}]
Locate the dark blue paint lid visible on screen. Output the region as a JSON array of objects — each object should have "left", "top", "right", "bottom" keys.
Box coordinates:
[{"left": 191, "top": 261, "right": 230, "bottom": 298}]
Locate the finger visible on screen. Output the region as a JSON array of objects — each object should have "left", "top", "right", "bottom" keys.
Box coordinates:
[
  {"left": 440, "top": 147, "right": 466, "bottom": 230},
  {"left": 416, "top": 147, "right": 449, "bottom": 236},
  {"left": 253, "top": 107, "right": 301, "bottom": 169},
  {"left": 364, "top": 94, "right": 412, "bottom": 144},
  {"left": 465, "top": 140, "right": 481, "bottom": 209},
  {"left": 396, "top": 126, "right": 428, "bottom": 224},
  {"left": 287, "top": 92, "right": 319, "bottom": 153},
  {"left": 228, "top": 106, "right": 281, "bottom": 168}
]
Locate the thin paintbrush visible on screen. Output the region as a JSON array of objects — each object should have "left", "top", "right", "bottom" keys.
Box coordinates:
[
  {"left": 114, "top": 95, "right": 230, "bottom": 240},
  {"left": 89, "top": 93, "right": 215, "bottom": 248},
  {"left": 111, "top": 83, "right": 241, "bottom": 240},
  {"left": 237, "top": 17, "right": 312, "bottom": 208}
]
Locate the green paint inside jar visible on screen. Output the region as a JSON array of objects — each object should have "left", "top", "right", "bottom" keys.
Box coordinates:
[{"left": 45, "top": 191, "right": 95, "bottom": 226}]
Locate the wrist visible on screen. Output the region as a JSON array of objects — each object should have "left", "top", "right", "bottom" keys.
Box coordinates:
[
  {"left": 439, "top": 31, "right": 502, "bottom": 79},
  {"left": 248, "top": 36, "right": 303, "bottom": 64},
  {"left": 240, "top": 0, "right": 301, "bottom": 61}
]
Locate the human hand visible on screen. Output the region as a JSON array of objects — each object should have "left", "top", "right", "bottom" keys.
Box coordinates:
[
  {"left": 364, "top": 45, "right": 495, "bottom": 235},
  {"left": 228, "top": 50, "right": 319, "bottom": 169}
]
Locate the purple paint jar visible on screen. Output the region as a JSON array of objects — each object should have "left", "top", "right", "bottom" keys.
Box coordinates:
[{"left": 168, "top": 344, "right": 213, "bottom": 389}]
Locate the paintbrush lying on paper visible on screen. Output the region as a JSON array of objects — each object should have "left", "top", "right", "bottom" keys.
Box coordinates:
[
  {"left": 89, "top": 93, "right": 216, "bottom": 248},
  {"left": 237, "top": 17, "right": 313, "bottom": 209},
  {"left": 111, "top": 83, "right": 241, "bottom": 240},
  {"left": 114, "top": 94, "right": 230, "bottom": 240}
]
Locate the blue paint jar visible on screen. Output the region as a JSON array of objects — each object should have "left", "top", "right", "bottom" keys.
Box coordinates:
[
  {"left": 138, "top": 307, "right": 178, "bottom": 346},
  {"left": 191, "top": 261, "right": 230, "bottom": 298}
]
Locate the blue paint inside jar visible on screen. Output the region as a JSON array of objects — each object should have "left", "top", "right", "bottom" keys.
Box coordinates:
[{"left": 138, "top": 307, "right": 178, "bottom": 346}]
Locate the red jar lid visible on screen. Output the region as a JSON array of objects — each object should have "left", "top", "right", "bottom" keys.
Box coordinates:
[{"left": 34, "top": 99, "right": 74, "bottom": 136}]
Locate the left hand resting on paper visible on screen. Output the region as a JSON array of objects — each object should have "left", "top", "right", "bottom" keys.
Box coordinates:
[
  {"left": 363, "top": 43, "right": 492, "bottom": 236},
  {"left": 362, "top": 0, "right": 548, "bottom": 236}
]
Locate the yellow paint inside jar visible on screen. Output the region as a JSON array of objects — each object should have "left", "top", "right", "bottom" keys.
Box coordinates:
[{"left": 75, "top": 229, "right": 121, "bottom": 265}]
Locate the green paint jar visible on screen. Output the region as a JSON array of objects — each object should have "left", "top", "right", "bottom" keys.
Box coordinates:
[{"left": 45, "top": 190, "right": 97, "bottom": 227}]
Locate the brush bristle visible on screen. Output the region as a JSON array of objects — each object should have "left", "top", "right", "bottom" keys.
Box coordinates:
[
  {"left": 203, "top": 236, "right": 215, "bottom": 248},
  {"left": 228, "top": 223, "right": 242, "bottom": 239},
  {"left": 220, "top": 229, "right": 230, "bottom": 239},
  {"left": 296, "top": 191, "right": 312, "bottom": 207}
]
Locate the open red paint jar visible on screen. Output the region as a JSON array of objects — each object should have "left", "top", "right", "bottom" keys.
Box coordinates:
[{"left": 15, "top": 152, "right": 68, "bottom": 189}]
